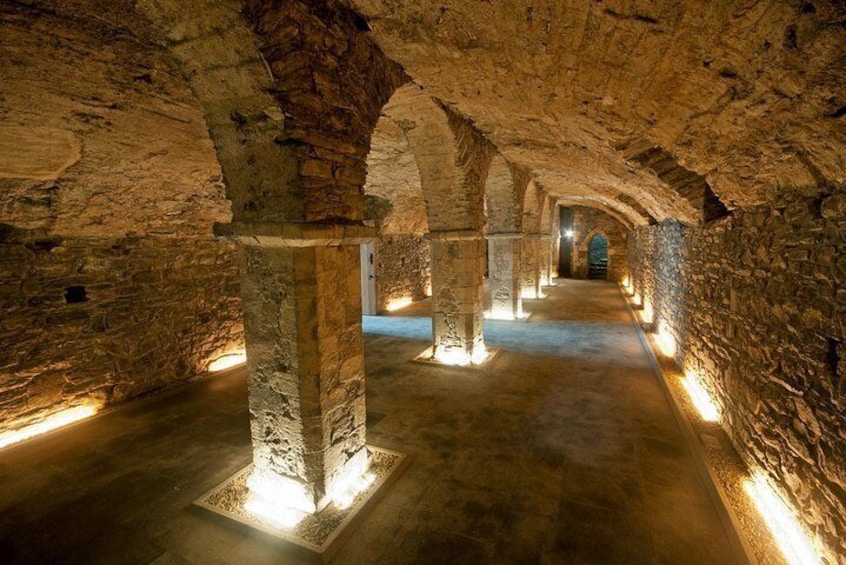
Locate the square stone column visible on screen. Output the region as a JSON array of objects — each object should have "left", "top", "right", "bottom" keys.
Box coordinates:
[
  {"left": 540, "top": 235, "right": 554, "bottom": 287},
  {"left": 486, "top": 233, "right": 524, "bottom": 320},
  {"left": 521, "top": 234, "right": 543, "bottom": 299},
  {"left": 551, "top": 235, "right": 560, "bottom": 277},
  {"left": 428, "top": 230, "right": 486, "bottom": 365},
  {"left": 219, "top": 222, "right": 375, "bottom": 513}
]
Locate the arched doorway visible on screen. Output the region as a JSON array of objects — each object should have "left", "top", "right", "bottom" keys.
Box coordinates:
[{"left": 588, "top": 235, "right": 609, "bottom": 279}]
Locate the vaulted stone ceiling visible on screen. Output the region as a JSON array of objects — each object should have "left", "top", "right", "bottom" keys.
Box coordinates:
[
  {"left": 3, "top": 0, "right": 844, "bottom": 237},
  {"left": 352, "top": 0, "right": 846, "bottom": 221}
]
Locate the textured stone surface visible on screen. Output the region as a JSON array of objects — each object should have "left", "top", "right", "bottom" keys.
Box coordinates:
[
  {"left": 239, "top": 243, "right": 366, "bottom": 508},
  {"left": 627, "top": 187, "right": 846, "bottom": 562},
  {"left": 382, "top": 84, "right": 494, "bottom": 232},
  {"left": 571, "top": 206, "right": 629, "bottom": 281},
  {"left": 0, "top": 233, "right": 243, "bottom": 431},
  {"left": 0, "top": 1, "right": 229, "bottom": 237},
  {"left": 353, "top": 0, "right": 846, "bottom": 222},
  {"left": 375, "top": 234, "right": 430, "bottom": 311},
  {"left": 521, "top": 235, "right": 544, "bottom": 299},
  {"left": 429, "top": 233, "right": 486, "bottom": 362},
  {"left": 486, "top": 235, "right": 523, "bottom": 319}
]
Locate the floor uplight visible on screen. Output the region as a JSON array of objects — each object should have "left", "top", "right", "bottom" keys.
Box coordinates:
[
  {"left": 656, "top": 323, "right": 677, "bottom": 357},
  {"left": 385, "top": 297, "right": 413, "bottom": 312},
  {"left": 0, "top": 404, "right": 99, "bottom": 450},
  {"left": 680, "top": 373, "right": 720, "bottom": 422},
  {"left": 208, "top": 351, "right": 246, "bottom": 372},
  {"left": 744, "top": 472, "right": 820, "bottom": 565}
]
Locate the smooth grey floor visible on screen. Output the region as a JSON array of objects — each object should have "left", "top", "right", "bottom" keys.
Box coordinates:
[{"left": 0, "top": 279, "right": 740, "bottom": 564}]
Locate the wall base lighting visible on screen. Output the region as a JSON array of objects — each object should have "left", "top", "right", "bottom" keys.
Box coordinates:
[
  {"left": 0, "top": 404, "right": 100, "bottom": 450},
  {"left": 656, "top": 323, "right": 677, "bottom": 357},
  {"left": 640, "top": 299, "right": 654, "bottom": 324},
  {"left": 680, "top": 373, "right": 720, "bottom": 422},
  {"left": 744, "top": 472, "right": 821, "bottom": 565},
  {"left": 208, "top": 351, "right": 247, "bottom": 372},
  {"left": 385, "top": 296, "right": 413, "bottom": 312}
]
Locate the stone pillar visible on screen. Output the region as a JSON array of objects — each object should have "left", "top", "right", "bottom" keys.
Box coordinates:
[
  {"left": 219, "top": 222, "right": 373, "bottom": 513},
  {"left": 551, "top": 235, "right": 560, "bottom": 278},
  {"left": 521, "top": 234, "right": 543, "bottom": 299},
  {"left": 540, "top": 235, "right": 554, "bottom": 287},
  {"left": 429, "top": 230, "right": 486, "bottom": 365},
  {"left": 486, "top": 233, "right": 523, "bottom": 320}
]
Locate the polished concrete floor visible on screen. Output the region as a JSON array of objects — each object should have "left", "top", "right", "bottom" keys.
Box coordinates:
[{"left": 0, "top": 279, "right": 740, "bottom": 564}]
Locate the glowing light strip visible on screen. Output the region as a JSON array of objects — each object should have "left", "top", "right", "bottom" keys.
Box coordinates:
[
  {"left": 0, "top": 405, "right": 99, "bottom": 450},
  {"left": 208, "top": 351, "right": 247, "bottom": 372},
  {"left": 434, "top": 343, "right": 489, "bottom": 367},
  {"left": 247, "top": 468, "right": 316, "bottom": 515},
  {"left": 385, "top": 297, "right": 412, "bottom": 312},
  {"left": 744, "top": 472, "right": 820, "bottom": 565},
  {"left": 680, "top": 374, "right": 720, "bottom": 422},
  {"left": 656, "top": 323, "right": 676, "bottom": 357},
  {"left": 640, "top": 300, "right": 654, "bottom": 324}
]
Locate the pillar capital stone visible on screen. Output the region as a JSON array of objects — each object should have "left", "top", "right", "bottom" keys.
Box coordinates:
[
  {"left": 426, "top": 229, "right": 483, "bottom": 242},
  {"left": 214, "top": 221, "right": 376, "bottom": 248},
  {"left": 485, "top": 232, "right": 524, "bottom": 240}
]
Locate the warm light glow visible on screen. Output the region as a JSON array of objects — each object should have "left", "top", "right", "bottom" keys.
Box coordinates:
[
  {"left": 208, "top": 351, "right": 247, "bottom": 372},
  {"left": 680, "top": 373, "right": 721, "bottom": 422},
  {"left": 0, "top": 404, "right": 99, "bottom": 450},
  {"left": 247, "top": 468, "right": 316, "bottom": 515},
  {"left": 521, "top": 289, "right": 546, "bottom": 299},
  {"left": 424, "top": 282, "right": 432, "bottom": 297},
  {"left": 331, "top": 472, "right": 376, "bottom": 510},
  {"left": 471, "top": 343, "right": 488, "bottom": 365},
  {"left": 640, "top": 299, "right": 654, "bottom": 324},
  {"left": 656, "top": 323, "right": 677, "bottom": 357},
  {"left": 434, "top": 343, "right": 488, "bottom": 366},
  {"left": 385, "top": 297, "right": 413, "bottom": 312},
  {"left": 244, "top": 492, "right": 305, "bottom": 530},
  {"left": 632, "top": 293, "right": 642, "bottom": 307},
  {"left": 744, "top": 472, "right": 821, "bottom": 565},
  {"left": 622, "top": 275, "right": 630, "bottom": 288},
  {"left": 487, "top": 307, "right": 527, "bottom": 321}
]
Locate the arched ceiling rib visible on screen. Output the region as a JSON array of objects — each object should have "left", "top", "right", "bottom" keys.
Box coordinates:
[{"left": 352, "top": 0, "right": 846, "bottom": 222}]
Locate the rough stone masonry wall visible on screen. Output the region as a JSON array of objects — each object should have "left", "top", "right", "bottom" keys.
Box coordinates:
[
  {"left": 376, "top": 234, "right": 431, "bottom": 311},
  {"left": 0, "top": 234, "right": 243, "bottom": 431},
  {"left": 572, "top": 206, "right": 628, "bottom": 282},
  {"left": 627, "top": 191, "right": 846, "bottom": 562}
]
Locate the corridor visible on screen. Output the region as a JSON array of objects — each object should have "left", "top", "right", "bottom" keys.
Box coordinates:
[{"left": 0, "top": 280, "right": 738, "bottom": 564}]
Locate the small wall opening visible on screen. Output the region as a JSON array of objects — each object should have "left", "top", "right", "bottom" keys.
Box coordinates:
[
  {"left": 63, "top": 286, "right": 88, "bottom": 304},
  {"left": 588, "top": 235, "right": 609, "bottom": 279}
]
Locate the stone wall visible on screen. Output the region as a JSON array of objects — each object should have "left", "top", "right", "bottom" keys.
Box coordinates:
[
  {"left": 376, "top": 234, "right": 431, "bottom": 311},
  {"left": 0, "top": 233, "right": 243, "bottom": 432},
  {"left": 572, "top": 206, "right": 628, "bottom": 281},
  {"left": 627, "top": 191, "right": 846, "bottom": 561}
]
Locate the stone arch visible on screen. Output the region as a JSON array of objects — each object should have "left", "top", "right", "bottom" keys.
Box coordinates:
[
  {"left": 133, "top": 0, "right": 412, "bottom": 513},
  {"left": 364, "top": 115, "right": 431, "bottom": 309},
  {"left": 137, "top": 0, "right": 408, "bottom": 227},
  {"left": 522, "top": 180, "right": 545, "bottom": 234},
  {"left": 381, "top": 84, "right": 492, "bottom": 232},
  {"left": 556, "top": 196, "right": 643, "bottom": 230},
  {"left": 569, "top": 207, "right": 630, "bottom": 283},
  {"left": 485, "top": 155, "right": 529, "bottom": 234},
  {"left": 585, "top": 231, "right": 610, "bottom": 279}
]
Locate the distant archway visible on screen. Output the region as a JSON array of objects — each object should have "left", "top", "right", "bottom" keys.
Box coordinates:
[{"left": 587, "top": 234, "right": 609, "bottom": 279}]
